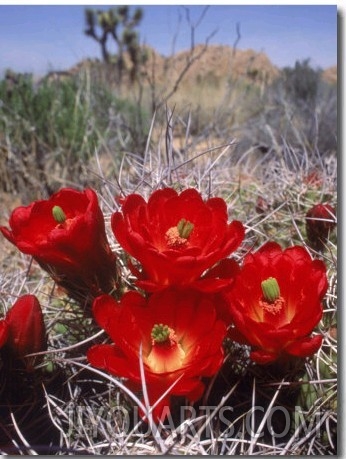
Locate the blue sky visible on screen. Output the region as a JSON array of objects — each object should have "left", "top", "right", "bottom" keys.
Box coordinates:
[{"left": 0, "top": 4, "right": 338, "bottom": 77}]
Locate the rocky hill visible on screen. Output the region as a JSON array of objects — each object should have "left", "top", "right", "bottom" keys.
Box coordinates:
[
  {"left": 64, "top": 44, "right": 280, "bottom": 88},
  {"left": 44, "top": 44, "right": 336, "bottom": 91},
  {"left": 143, "top": 44, "right": 281, "bottom": 87},
  {"left": 322, "top": 65, "right": 337, "bottom": 85}
]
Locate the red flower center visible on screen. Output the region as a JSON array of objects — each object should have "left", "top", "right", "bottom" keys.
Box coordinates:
[
  {"left": 259, "top": 276, "right": 286, "bottom": 316},
  {"left": 165, "top": 218, "right": 194, "bottom": 249},
  {"left": 147, "top": 323, "right": 185, "bottom": 373},
  {"left": 151, "top": 323, "right": 176, "bottom": 345}
]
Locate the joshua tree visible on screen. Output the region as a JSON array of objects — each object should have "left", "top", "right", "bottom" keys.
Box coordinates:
[{"left": 84, "top": 6, "right": 144, "bottom": 82}]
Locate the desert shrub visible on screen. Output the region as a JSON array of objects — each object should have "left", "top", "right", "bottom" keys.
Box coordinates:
[
  {"left": 0, "top": 70, "right": 149, "bottom": 199},
  {"left": 281, "top": 59, "right": 322, "bottom": 107},
  {"left": 229, "top": 61, "right": 336, "bottom": 172}
]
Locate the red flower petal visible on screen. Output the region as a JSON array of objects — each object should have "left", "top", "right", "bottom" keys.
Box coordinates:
[
  {"left": 0, "top": 320, "right": 9, "bottom": 348},
  {"left": 203, "top": 258, "right": 241, "bottom": 281},
  {"left": 87, "top": 344, "right": 140, "bottom": 381},
  {"left": 285, "top": 335, "right": 323, "bottom": 358},
  {"left": 250, "top": 349, "right": 279, "bottom": 364},
  {"left": 92, "top": 294, "right": 121, "bottom": 336},
  {"left": 93, "top": 292, "right": 151, "bottom": 359}
]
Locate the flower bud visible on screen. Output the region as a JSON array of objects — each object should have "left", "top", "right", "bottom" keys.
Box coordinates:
[
  {"left": 5, "top": 295, "right": 47, "bottom": 359},
  {"left": 306, "top": 203, "right": 336, "bottom": 251}
]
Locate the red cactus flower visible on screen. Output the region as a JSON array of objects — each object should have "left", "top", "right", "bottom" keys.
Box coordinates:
[
  {"left": 111, "top": 188, "right": 244, "bottom": 291},
  {"left": 87, "top": 288, "right": 227, "bottom": 420},
  {"left": 1, "top": 295, "right": 46, "bottom": 364},
  {"left": 306, "top": 203, "right": 336, "bottom": 251},
  {"left": 224, "top": 242, "right": 328, "bottom": 364},
  {"left": 0, "top": 188, "right": 118, "bottom": 304}
]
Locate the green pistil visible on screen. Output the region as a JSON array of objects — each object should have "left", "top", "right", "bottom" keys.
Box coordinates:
[
  {"left": 261, "top": 277, "right": 280, "bottom": 302},
  {"left": 52, "top": 205, "right": 66, "bottom": 224},
  {"left": 151, "top": 324, "right": 170, "bottom": 343},
  {"left": 177, "top": 218, "right": 194, "bottom": 239}
]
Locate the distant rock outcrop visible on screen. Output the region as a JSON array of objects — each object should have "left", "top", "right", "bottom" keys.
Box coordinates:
[
  {"left": 38, "top": 44, "right": 336, "bottom": 88},
  {"left": 59, "top": 44, "right": 281, "bottom": 88},
  {"left": 322, "top": 66, "right": 337, "bottom": 85}
]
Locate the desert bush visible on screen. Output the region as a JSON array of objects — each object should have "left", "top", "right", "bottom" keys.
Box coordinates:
[
  {"left": 282, "top": 59, "right": 321, "bottom": 107},
  {"left": 227, "top": 61, "right": 337, "bottom": 172},
  {"left": 0, "top": 70, "right": 149, "bottom": 201}
]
